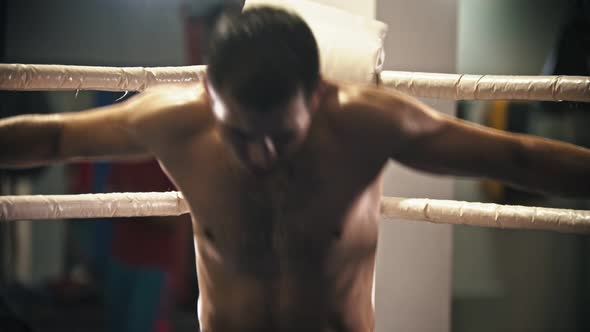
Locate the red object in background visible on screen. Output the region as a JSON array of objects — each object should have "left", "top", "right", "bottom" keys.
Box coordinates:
[
  {"left": 108, "top": 161, "right": 191, "bottom": 302},
  {"left": 109, "top": 161, "right": 175, "bottom": 268},
  {"left": 182, "top": 8, "right": 204, "bottom": 65},
  {"left": 70, "top": 162, "right": 94, "bottom": 194}
]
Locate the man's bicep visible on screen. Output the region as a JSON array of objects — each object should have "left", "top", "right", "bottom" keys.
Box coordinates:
[
  {"left": 59, "top": 103, "right": 150, "bottom": 161},
  {"left": 391, "top": 100, "right": 519, "bottom": 179}
]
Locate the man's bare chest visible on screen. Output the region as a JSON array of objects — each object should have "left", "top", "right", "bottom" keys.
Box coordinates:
[{"left": 159, "top": 131, "right": 384, "bottom": 273}]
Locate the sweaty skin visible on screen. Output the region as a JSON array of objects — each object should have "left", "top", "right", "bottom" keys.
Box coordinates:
[
  {"left": 133, "top": 83, "right": 386, "bottom": 331},
  {"left": 1, "top": 80, "right": 590, "bottom": 332}
]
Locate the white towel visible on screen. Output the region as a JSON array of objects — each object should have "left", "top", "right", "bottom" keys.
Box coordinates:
[{"left": 243, "top": 0, "right": 388, "bottom": 84}]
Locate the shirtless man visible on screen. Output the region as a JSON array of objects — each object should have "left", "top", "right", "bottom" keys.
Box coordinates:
[{"left": 1, "top": 7, "right": 589, "bottom": 332}]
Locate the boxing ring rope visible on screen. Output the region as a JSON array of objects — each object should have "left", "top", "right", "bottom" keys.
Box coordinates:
[
  {"left": 0, "top": 63, "right": 589, "bottom": 234},
  {"left": 1, "top": 64, "right": 589, "bottom": 102},
  {"left": 0, "top": 64, "right": 205, "bottom": 92},
  {"left": 0, "top": 192, "right": 589, "bottom": 234}
]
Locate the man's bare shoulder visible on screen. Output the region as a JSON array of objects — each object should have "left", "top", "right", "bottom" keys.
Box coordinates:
[
  {"left": 326, "top": 81, "right": 446, "bottom": 139},
  {"left": 331, "top": 83, "right": 403, "bottom": 112},
  {"left": 125, "top": 83, "right": 213, "bottom": 144},
  {"left": 322, "top": 82, "right": 407, "bottom": 136},
  {"left": 320, "top": 81, "right": 450, "bottom": 161}
]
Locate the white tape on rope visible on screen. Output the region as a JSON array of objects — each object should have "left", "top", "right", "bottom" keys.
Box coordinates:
[
  {"left": 1, "top": 64, "right": 588, "bottom": 102},
  {"left": 0, "top": 192, "right": 189, "bottom": 220},
  {"left": 381, "top": 197, "right": 590, "bottom": 234},
  {"left": 0, "top": 64, "right": 205, "bottom": 92},
  {"left": 380, "top": 71, "right": 590, "bottom": 102},
  {"left": 2, "top": 192, "right": 589, "bottom": 234}
]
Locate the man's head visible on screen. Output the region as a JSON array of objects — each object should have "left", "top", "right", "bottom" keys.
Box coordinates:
[{"left": 206, "top": 6, "right": 321, "bottom": 173}]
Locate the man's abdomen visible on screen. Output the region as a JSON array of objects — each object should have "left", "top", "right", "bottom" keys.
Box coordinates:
[{"left": 195, "top": 241, "right": 377, "bottom": 332}]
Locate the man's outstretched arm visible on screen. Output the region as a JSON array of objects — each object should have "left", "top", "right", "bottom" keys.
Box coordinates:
[
  {"left": 371, "top": 88, "right": 590, "bottom": 198},
  {"left": 0, "top": 85, "right": 209, "bottom": 169},
  {"left": 0, "top": 101, "right": 148, "bottom": 169}
]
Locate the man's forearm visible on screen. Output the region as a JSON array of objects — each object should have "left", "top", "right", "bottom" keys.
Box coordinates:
[
  {"left": 508, "top": 135, "right": 590, "bottom": 198},
  {"left": 0, "top": 114, "right": 64, "bottom": 168}
]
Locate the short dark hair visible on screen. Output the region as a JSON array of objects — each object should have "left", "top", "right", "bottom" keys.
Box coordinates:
[{"left": 207, "top": 6, "right": 320, "bottom": 111}]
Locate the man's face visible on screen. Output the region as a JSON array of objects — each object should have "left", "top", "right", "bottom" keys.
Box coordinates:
[{"left": 207, "top": 81, "right": 314, "bottom": 173}]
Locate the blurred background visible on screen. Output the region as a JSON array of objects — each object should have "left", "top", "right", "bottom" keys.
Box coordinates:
[
  {"left": 0, "top": 0, "right": 589, "bottom": 331},
  {"left": 452, "top": 1, "right": 590, "bottom": 331}
]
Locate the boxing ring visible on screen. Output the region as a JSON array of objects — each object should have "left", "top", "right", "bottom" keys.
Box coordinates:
[
  {"left": 0, "top": 63, "right": 589, "bottom": 234},
  {"left": 1, "top": 63, "right": 589, "bottom": 102}
]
